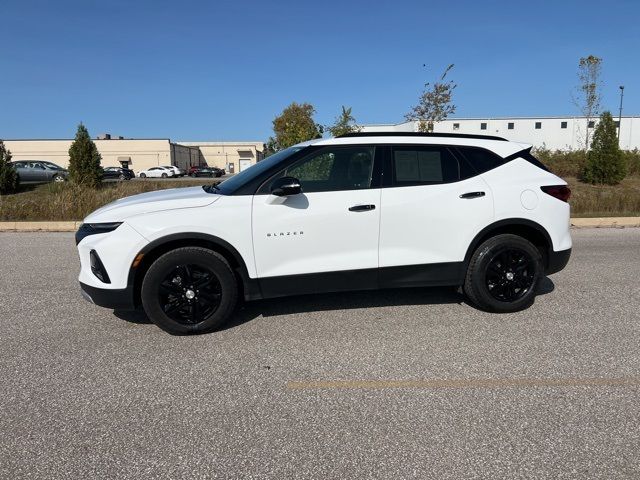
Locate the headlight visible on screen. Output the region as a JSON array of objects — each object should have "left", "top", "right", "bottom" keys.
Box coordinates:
[{"left": 75, "top": 222, "right": 123, "bottom": 245}]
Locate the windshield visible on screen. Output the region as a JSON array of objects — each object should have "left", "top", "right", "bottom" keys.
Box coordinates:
[{"left": 211, "top": 146, "right": 305, "bottom": 195}]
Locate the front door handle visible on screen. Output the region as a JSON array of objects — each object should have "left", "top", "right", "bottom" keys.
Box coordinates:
[
  {"left": 349, "top": 204, "right": 376, "bottom": 212},
  {"left": 459, "top": 191, "right": 486, "bottom": 199}
]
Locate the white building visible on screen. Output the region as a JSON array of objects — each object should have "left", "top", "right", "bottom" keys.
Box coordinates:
[{"left": 362, "top": 116, "right": 640, "bottom": 151}]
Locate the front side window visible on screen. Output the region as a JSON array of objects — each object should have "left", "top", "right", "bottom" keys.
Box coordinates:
[
  {"left": 282, "top": 146, "right": 375, "bottom": 193},
  {"left": 391, "top": 146, "right": 461, "bottom": 186}
]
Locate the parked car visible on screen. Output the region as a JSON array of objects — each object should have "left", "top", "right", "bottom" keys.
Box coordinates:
[
  {"left": 76, "top": 132, "right": 572, "bottom": 334},
  {"left": 138, "top": 166, "right": 175, "bottom": 178},
  {"left": 101, "top": 166, "right": 135, "bottom": 181},
  {"left": 11, "top": 160, "right": 68, "bottom": 184},
  {"left": 188, "top": 165, "right": 204, "bottom": 176},
  {"left": 190, "top": 166, "right": 223, "bottom": 178},
  {"left": 162, "top": 165, "right": 185, "bottom": 177}
]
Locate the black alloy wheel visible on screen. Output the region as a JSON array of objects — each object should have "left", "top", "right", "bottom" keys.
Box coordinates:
[
  {"left": 158, "top": 264, "right": 222, "bottom": 325},
  {"left": 141, "top": 247, "right": 238, "bottom": 334},
  {"left": 485, "top": 247, "right": 535, "bottom": 302},
  {"left": 464, "top": 234, "right": 542, "bottom": 313}
]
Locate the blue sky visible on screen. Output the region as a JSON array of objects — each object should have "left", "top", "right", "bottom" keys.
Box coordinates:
[{"left": 1, "top": 0, "right": 638, "bottom": 141}]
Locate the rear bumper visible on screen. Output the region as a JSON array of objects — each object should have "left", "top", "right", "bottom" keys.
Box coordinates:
[
  {"left": 546, "top": 248, "right": 571, "bottom": 275},
  {"left": 80, "top": 282, "right": 136, "bottom": 310}
]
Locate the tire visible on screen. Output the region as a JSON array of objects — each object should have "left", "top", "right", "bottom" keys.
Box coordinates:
[
  {"left": 140, "top": 173, "right": 146, "bottom": 178},
  {"left": 161, "top": 173, "right": 168, "bottom": 178},
  {"left": 53, "top": 175, "right": 65, "bottom": 183},
  {"left": 118, "top": 174, "right": 126, "bottom": 181},
  {"left": 464, "top": 234, "right": 543, "bottom": 313},
  {"left": 190, "top": 173, "right": 197, "bottom": 177},
  {"left": 141, "top": 247, "right": 238, "bottom": 334}
]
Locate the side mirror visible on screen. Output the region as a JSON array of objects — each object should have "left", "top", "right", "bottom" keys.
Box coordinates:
[{"left": 271, "top": 176, "right": 302, "bottom": 196}]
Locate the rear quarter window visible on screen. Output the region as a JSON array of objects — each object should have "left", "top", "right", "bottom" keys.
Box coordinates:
[{"left": 455, "top": 147, "right": 505, "bottom": 174}]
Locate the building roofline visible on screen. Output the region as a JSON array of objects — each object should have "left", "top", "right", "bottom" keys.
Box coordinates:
[{"left": 2, "top": 137, "right": 172, "bottom": 142}]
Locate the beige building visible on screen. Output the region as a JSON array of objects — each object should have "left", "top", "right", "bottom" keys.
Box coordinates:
[
  {"left": 177, "top": 141, "right": 265, "bottom": 174},
  {"left": 3, "top": 136, "right": 264, "bottom": 174}
]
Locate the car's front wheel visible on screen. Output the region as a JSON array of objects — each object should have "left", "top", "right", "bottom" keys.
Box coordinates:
[
  {"left": 464, "top": 234, "right": 543, "bottom": 312},
  {"left": 161, "top": 173, "right": 168, "bottom": 178},
  {"left": 53, "top": 174, "right": 65, "bottom": 183},
  {"left": 141, "top": 247, "right": 238, "bottom": 334}
]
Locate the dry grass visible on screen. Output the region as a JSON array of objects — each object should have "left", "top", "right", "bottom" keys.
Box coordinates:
[
  {"left": 1, "top": 176, "right": 639, "bottom": 221},
  {"left": 0, "top": 179, "right": 218, "bottom": 221},
  {"left": 567, "top": 176, "right": 640, "bottom": 217}
]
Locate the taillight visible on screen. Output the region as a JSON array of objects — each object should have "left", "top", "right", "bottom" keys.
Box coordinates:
[{"left": 541, "top": 185, "right": 571, "bottom": 202}]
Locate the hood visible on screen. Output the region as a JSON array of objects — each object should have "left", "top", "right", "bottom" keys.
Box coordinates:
[{"left": 84, "top": 186, "right": 220, "bottom": 223}]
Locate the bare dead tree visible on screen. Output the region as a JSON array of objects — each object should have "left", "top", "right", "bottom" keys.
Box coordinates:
[{"left": 406, "top": 64, "right": 457, "bottom": 133}]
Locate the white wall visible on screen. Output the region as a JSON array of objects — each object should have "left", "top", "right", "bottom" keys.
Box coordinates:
[{"left": 362, "top": 116, "right": 640, "bottom": 151}]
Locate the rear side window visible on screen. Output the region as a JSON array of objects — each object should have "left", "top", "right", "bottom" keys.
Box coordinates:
[
  {"left": 456, "top": 147, "right": 504, "bottom": 174},
  {"left": 391, "top": 146, "right": 460, "bottom": 185}
]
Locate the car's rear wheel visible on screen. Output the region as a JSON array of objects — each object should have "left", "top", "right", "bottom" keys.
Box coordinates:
[
  {"left": 141, "top": 247, "right": 238, "bottom": 334},
  {"left": 161, "top": 173, "right": 167, "bottom": 178},
  {"left": 464, "top": 234, "right": 542, "bottom": 312},
  {"left": 140, "top": 173, "right": 146, "bottom": 178}
]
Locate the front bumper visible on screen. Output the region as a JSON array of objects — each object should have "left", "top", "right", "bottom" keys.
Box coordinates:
[
  {"left": 546, "top": 248, "right": 571, "bottom": 275},
  {"left": 80, "top": 282, "right": 136, "bottom": 310}
]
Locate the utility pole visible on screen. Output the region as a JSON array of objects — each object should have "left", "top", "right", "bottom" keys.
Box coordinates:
[{"left": 618, "top": 85, "right": 625, "bottom": 141}]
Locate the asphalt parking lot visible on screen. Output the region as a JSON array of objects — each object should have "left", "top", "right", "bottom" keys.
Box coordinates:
[{"left": 1, "top": 228, "right": 639, "bottom": 479}]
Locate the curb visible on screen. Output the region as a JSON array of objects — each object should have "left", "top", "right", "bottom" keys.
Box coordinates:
[
  {"left": 0, "top": 221, "right": 82, "bottom": 232},
  {"left": 570, "top": 217, "right": 640, "bottom": 228},
  {"left": 1, "top": 218, "right": 639, "bottom": 232}
]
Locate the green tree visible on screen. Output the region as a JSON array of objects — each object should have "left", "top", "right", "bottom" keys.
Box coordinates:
[
  {"left": 406, "top": 64, "right": 457, "bottom": 132},
  {"left": 573, "top": 55, "right": 602, "bottom": 149},
  {"left": 271, "top": 102, "right": 323, "bottom": 150},
  {"left": 582, "top": 111, "right": 626, "bottom": 185},
  {"left": 0, "top": 140, "right": 18, "bottom": 194},
  {"left": 327, "top": 106, "right": 360, "bottom": 137},
  {"left": 68, "top": 123, "right": 102, "bottom": 188}
]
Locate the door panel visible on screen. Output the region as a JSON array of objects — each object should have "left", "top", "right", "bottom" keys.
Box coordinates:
[
  {"left": 252, "top": 189, "right": 381, "bottom": 278},
  {"left": 379, "top": 145, "right": 495, "bottom": 269},
  {"left": 252, "top": 144, "right": 381, "bottom": 279},
  {"left": 379, "top": 176, "right": 493, "bottom": 267}
]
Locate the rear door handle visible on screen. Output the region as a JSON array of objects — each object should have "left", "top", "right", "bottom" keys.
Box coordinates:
[
  {"left": 349, "top": 204, "right": 376, "bottom": 212},
  {"left": 459, "top": 191, "right": 485, "bottom": 199}
]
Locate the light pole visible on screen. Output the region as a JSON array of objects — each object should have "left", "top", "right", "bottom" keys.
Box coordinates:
[{"left": 618, "top": 85, "right": 625, "bottom": 141}]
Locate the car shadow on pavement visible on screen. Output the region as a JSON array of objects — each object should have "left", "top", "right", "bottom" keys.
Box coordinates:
[{"left": 112, "top": 277, "right": 555, "bottom": 332}]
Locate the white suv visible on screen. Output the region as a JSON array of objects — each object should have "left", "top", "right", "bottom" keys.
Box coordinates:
[{"left": 76, "top": 133, "right": 572, "bottom": 334}]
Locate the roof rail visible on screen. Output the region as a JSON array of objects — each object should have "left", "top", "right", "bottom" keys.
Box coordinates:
[{"left": 337, "top": 131, "right": 508, "bottom": 142}]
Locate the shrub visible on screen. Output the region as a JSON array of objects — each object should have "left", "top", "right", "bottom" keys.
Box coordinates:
[
  {"left": 622, "top": 149, "right": 640, "bottom": 176},
  {"left": 68, "top": 123, "right": 102, "bottom": 188},
  {"left": 0, "top": 140, "right": 18, "bottom": 195},
  {"left": 532, "top": 147, "right": 587, "bottom": 178},
  {"left": 582, "top": 111, "right": 626, "bottom": 185}
]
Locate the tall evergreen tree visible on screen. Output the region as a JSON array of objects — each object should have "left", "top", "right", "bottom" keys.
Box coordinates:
[
  {"left": 582, "top": 111, "right": 626, "bottom": 185},
  {"left": 0, "top": 140, "right": 18, "bottom": 194},
  {"left": 68, "top": 123, "right": 102, "bottom": 188}
]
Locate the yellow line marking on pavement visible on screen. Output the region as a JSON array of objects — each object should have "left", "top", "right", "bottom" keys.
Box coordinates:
[{"left": 287, "top": 377, "right": 640, "bottom": 391}]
